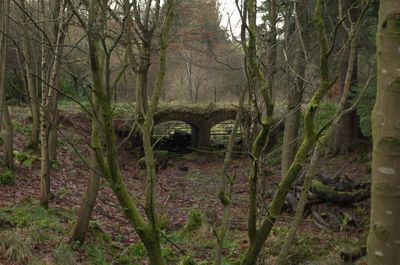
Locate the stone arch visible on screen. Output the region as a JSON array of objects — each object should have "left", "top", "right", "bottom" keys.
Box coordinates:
[
  {"left": 153, "top": 105, "right": 249, "bottom": 148},
  {"left": 207, "top": 109, "right": 238, "bottom": 127},
  {"left": 154, "top": 111, "right": 209, "bottom": 148}
]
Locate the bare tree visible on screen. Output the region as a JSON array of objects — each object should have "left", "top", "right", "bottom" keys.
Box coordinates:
[
  {"left": 69, "top": 1, "right": 177, "bottom": 264},
  {"left": 35, "top": 0, "right": 72, "bottom": 208},
  {"left": 0, "top": 0, "right": 13, "bottom": 169}
]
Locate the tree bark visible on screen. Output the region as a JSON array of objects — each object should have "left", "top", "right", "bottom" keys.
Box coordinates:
[
  {"left": 276, "top": 145, "right": 321, "bottom": 265},
  {"left": 70, "top": 94, "right": 101, "bottom": 243},
  {"left": 135, "top": 52, "right": 150, "bottom": 115},
  {"left": 0, "top": 2, "right": 13, "bottom": 167},
  {"left": 281, "top": 0, "right": 309, "bottom": 177},
  {"left": 0, "top": 0, "right": 12, "bottom": 163},
  {"left": 330, "top": 0, "right": 361, "bottom": 154},
  {"left": 83, "top": 0, "right": 176, "bottom": 263},
  {"left": 0, "top": 0, "right": 10, "bottom": 128},
  {"left": 39, "top": 0, "right": 69, "bottom": 208},
  {"left": 2, "top": 104, "right": 13, "bottom": 169},
  {"left": 241, "top": 0, "right": 332, "bottom": 263},
  {"left": 214, "top": 88, "right": 246, "bottom": 265},
  {"left": 19, "top": 0, "right": 40, "bottom": 150},
  {"left": 367, "top": 1, "right": 400, "bottom": 264}
]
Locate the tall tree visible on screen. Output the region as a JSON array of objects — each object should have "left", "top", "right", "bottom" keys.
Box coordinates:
[
  {"left": 70, "top": 0, "right": 177, "bottom": 263},
  {"left": 0, "top": 0, "right": 10, "bottom": 126},
  {"left": 36, "top": 0, "right": 71, "bottom": 208},
  {"left": 125, "top": 0, "right": 163, "bottom": 116},
  {"left": 0, "top": 0, "right": 13, "bottom": 169},
  {"left": 281, "top": 0, "right": 309, "bottom": 177},
  {"left": 18, "top": 0, "right": 40, "bottom": 150},
  {"left": 330, "top": 0, "right": 362, "bottom": 154},
  {"left": 367, "top": 0, "right": 400, "bottom": 264},
  {"left": 240, "top": 0, "right": 339, "bottom": 262},
  {"left": 277, "top": 3, "right": 370, "bottom": 262}
]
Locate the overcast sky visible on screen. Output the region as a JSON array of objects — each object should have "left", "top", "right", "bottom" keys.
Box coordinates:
[{"left": 218, "top": 0, "right": 241, "bottom": 36}]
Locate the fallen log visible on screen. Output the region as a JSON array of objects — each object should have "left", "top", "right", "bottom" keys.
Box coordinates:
[{"left": 310, "top": 180, "right": 370, "bottom": 204}]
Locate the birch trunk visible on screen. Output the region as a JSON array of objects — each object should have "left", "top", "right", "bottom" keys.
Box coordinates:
[{"left": 367, "top": 1, "right": 400, "bottom": 263}]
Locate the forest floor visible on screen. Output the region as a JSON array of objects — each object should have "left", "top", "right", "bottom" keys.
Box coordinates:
[{"left": 0, "top": 106, "right": 371, "bottom": 265}]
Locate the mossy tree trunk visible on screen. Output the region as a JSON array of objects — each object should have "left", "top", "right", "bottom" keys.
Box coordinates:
[
  {"left": 240, "top": 0, "right": 335, "bottom": 263},
  {"left": 367, "top": 1, "right": 400, "bottom": 264},
  {"left": 70, "top": 92, "right": 102, "bottom": 243},
  {"left": 76, "top": 0, "right": 176, "bottom": 263},
  {"left": 277, "top": 3, "right": 370, "bottom": 262},
  {"left": 238, "top": 0, "right": 275, "bottom": 263},
  {"left": 140, "top": 3, "right": 176, "bottom": 262},
  {"left": 214, "top": 88, "right": 246, "bottom": 265}
]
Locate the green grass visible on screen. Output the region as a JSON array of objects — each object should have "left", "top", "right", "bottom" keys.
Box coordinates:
[{"left": 0, "top": 200, "right": 121, "bottom": 264}]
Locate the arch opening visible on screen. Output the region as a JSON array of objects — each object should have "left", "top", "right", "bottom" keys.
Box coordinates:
[
  {"left": 210, "top": 119, "right": 243, "bottom": 149},
  {"left": 153, "top": 121, "right": 197, "bottom": 152}
]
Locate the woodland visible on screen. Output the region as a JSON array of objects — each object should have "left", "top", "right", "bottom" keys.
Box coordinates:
[{"left": 0, "top": 0, "right": 399, "bottom": 264}]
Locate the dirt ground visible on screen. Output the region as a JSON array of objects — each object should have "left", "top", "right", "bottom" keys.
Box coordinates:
[{"left": 0, "top": 107, "right": 371, "bottom": 264}]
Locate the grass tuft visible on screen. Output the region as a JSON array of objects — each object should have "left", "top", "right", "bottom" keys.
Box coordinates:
[{"left": 53, "top": 243, "right": 76, "bottom": 265}]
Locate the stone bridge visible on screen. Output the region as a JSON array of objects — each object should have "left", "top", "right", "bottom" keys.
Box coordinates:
[{"left": 154, "top": 104, "right": 248, "bottom": 148}]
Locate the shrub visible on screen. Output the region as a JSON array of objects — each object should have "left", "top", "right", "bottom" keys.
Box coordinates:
[
  {"left": 0, "top": 169, "right": 16, "bottom": 185},
  {"left": 184, "top": 208, "right": 204, "bottom": 233},
  {"left": 13, "top": 150, "right": 39, "bottom": 167}
]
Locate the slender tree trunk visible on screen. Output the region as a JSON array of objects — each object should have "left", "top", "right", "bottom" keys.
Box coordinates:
[
  {"left": 139, "top": 3, "right": 176, "bottom": 263},
  {"left": 214, "top": 88, "right": 246, "bottom": 265},
  {"left": 39, "top": 0, "right": 68, "bottom": 208},
  {"left": 0, "top": 0, "right": 12, "bottom": 160},
  {"left": 281, "top": 0, "right": 308, "bottom": 177},
  {"left": 330, "top": 0, "right": 361, "bottom": 154},
  {"left": 135, "top": 47, "right": 150, "bottom": 116},
  {"left": 266, "top": 0, "right": 277, "bottom": 95},
  {"left": 71, "top": 95, "right": 101, "bottom": 243},
  {"left": 49, "top": 124, "right": 58, "bottom": 161},
  {"left": 19, "top": 0, "right": 40, "bottom": 150},
  {"left": 70, "top": 167, "right": 100, "bottom": 242},
  {"left": 277, "top": 9, "right": 367, "bottom": 258},
  {"left": 240, "top": 0, "right": 275, "bottom": 263},
  {"left": 3, "top": 106, "right": 13, "bottom": 169},
  {"left": 84, "top": 0, "right": 176, "bottom": 263},
  {"left": 367, "top": 1, "right": 400, "bottom": 264},
  {"left": 241, "top": 1, "right": 332, "bottom": 263},
  {"left": 39, "top": 110, "right": 51, "bottom": 208},
  {"left": 276, "top": 145, "right": 321, "bottom": 265},
  {"left": 39, "top": 0, "right": 51, "bottom": 208},
  {"left": 0, "top": 0, "right": 10, "bottom": 128}
]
